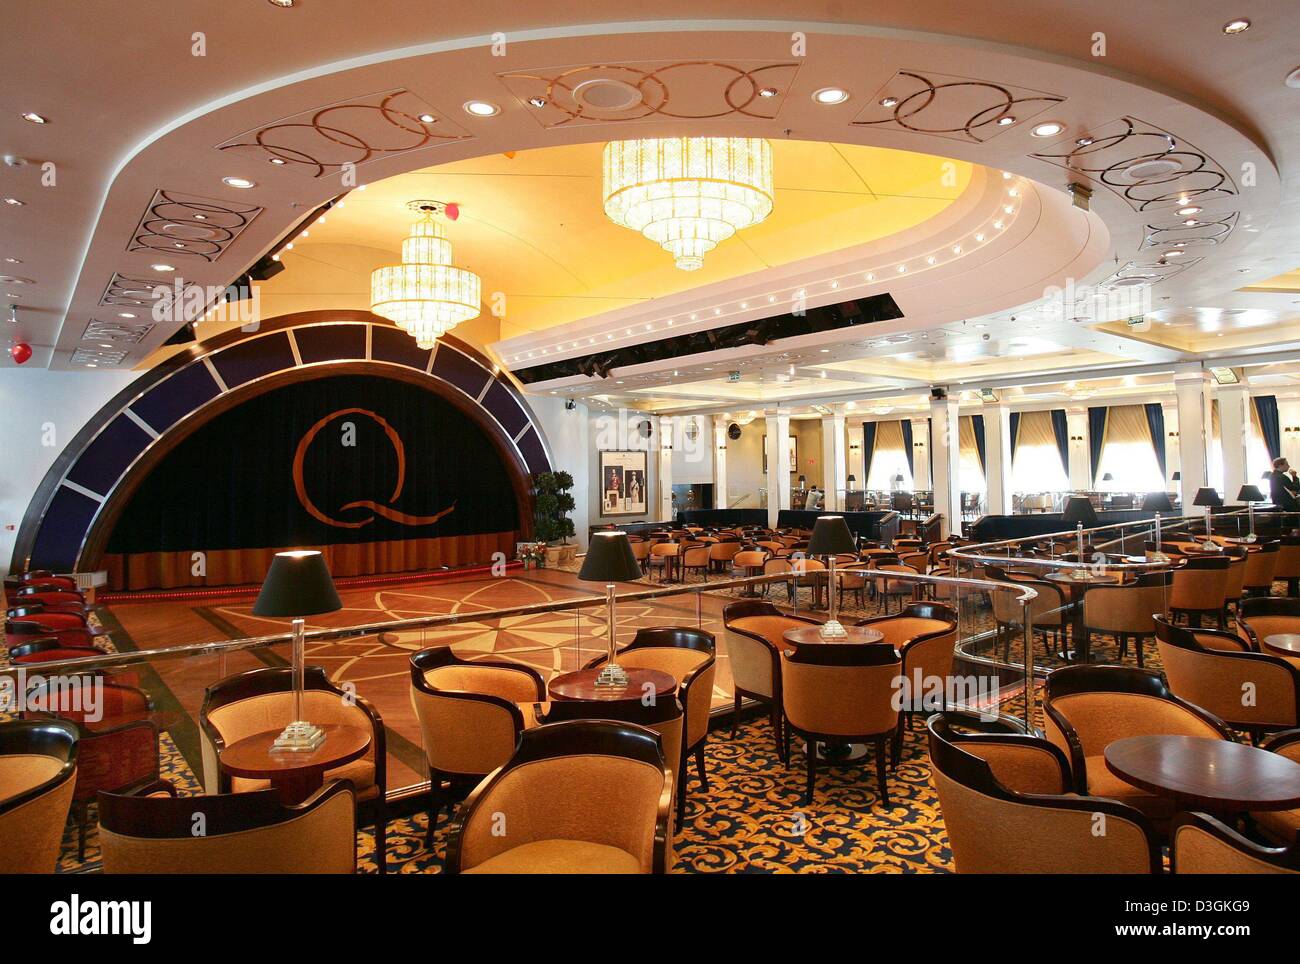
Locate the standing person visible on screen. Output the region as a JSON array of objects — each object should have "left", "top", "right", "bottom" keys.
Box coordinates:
[{"left": 1267, "top": 457, "right": 1300, "bottom": 510}]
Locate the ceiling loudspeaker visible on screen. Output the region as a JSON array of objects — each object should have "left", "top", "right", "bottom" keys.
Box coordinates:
[
  {"left": 1066, "top": 182, "right": 1092, "bottom": 212},
  {"left": 930, "top": 387, "right": 948, "bottom": 400},
  {"left": 635, "top": 419, "right": 653, "bottom": 439},
  {"left": 727, "top": 423, "right": 743, "bottom": 440}
]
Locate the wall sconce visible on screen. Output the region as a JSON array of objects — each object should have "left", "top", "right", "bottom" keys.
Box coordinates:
[
  {"left": 1168, "top": 430, "right": 1180, "bottom": 438},
  {"left": 1069, "top": 434, "right": 1084, "bottom": 442}
]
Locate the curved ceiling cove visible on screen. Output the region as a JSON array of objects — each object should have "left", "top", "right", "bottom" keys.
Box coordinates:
[
  {"left": 12, "top": 314, "right": 552, "bottom": 573},
  {"left": 35, "top": 21, "right": 1277, "bottom": 376}
]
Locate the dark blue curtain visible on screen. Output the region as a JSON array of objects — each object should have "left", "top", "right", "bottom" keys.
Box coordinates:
[
  {"left": 971, "top": 414, "right": 986, "bottom": 474},
  {"left": 1009, "top": 412, "right": 1021, "bottom": 460},
  {"left": 1050, "top": 409, "right": 1069, "bottom": 477},
  {"left": 1088, "top": 406, "right": 1108, "bottom": 485},
  {"left": 900, "top": 419, "right": 914, "bottom": 477},
  {"left": 1144, "top": 403, "right": 1166, "bottom": 479},
  {"left": 927, "top": 418, "right": 933, "bottom": 481},
  {"left": 863, "top": 422, "right": 877, "bottom": 483},
  {"left": 1255, "top": 395, "right": 1281, "bottom": 461}
]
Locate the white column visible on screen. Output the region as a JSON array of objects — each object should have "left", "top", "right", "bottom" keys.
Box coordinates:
[
  {"left": 1164, "top": 407, "right": 1181, "bottom": 489},
  {"left": 984, "top": 402, "right": 1013, "bottom": 515},
  {"left": 712, "top": 415, "right": 728, "bottom": 509},
  {"left": 657, "top": 415, "right": 674, "bottom": 521},
  {"left": 1280, "top": 397, "right": 1300, "bottom": 469},
  {"left": 765, "top": 408, "right": 791, "bottom": 528},
  {"left": 1066, "top": 408, "right": 1090, "bottom": 490},
  {"left": 929, "top": 393, "right": 961, "bottom": 537},
  {"left": 820, "top": 404, "right": 847, "bottom": 511},
  {"left": 1218, "top": 382, "right": 1251, "bottom": 503},
  {"left": 910, "top": 417, "right": 931, "bottom": 490},
  {"left": 1174, "top": 370, "right": 1213, "bottom": 508}
]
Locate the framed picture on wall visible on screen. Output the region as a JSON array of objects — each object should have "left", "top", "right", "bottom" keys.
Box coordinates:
[
  {"left": 762, "top": 436, "right": 798, "bottom": 473},
  {"left": 600, "top": 450, "right": 649, "bottom": 516}
]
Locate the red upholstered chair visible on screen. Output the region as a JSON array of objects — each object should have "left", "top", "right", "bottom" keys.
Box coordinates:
[
  {"left": 12, "top": 588, "right": 87, "bottom": 614},
  {"left": 9, "top": 637, "right": 99, "bottom": 662},
  {"left": 6, "top": 609, "right": 97, "bottom": 651},
  {"left": 23, "top": 676, "right": 161, "bottom": 860}
]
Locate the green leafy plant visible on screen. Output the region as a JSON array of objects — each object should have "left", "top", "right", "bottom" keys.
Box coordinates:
[{"left": 533, "top": 470, "right": 576, "bottom": 544}]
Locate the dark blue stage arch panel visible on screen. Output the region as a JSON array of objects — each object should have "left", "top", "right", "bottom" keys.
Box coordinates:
[
  {"left": 515, "top": 425, "right": 551, "bottom": 477},
  {"left": 129, "top": 361, "right": 223, "bottom": 435},
  {"left": 29, "top": 486, "right": 101, "bottom": 571},
  {"left": 431, "top": 344, "right": 491, "bottom": 398},
  {"left": 295, "top": 323, "right": 368, "bottom": 366},
  {"left": 482, "top": 380, "right": 530, "bottom": 440},
  {"left": 210, "top": 331, "right": 295, "bottom": 387},
  {"left": 371, "top": 325, "right": 434, "bottom": 371},
  {"left": 64, "top": 414, "right": 153, "bottom": 496}
]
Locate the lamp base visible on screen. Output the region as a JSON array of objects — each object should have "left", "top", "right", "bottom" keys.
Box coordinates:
[
  {"left": 594, "top": 663, "right": 631, "bottom": 688},
  {"left": 269, "top": 721, "right": 326, "bottom": 753},
  {"left": 1146, "top": 551, "right": 1170, "bottom": 564},
  {"left": 819, "top": 620, "right": 849, "bottom": 640}
]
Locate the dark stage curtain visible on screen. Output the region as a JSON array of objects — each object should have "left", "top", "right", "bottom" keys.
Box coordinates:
[
  {"left": 1255, "top": 395, "right": 1281, "bottom": 461},
  {"left": 863, "top": 422, "right": 877, "bottom": 481},
  {"left": 971, "top": 414, "right": 986, "bottom": 474},
  {"left": 108, "top": 374, "right": 521, "bottom": 557},
  {"left": 1088, "top": 406, "right": 1109, "bottom": 485},
  {"left": 1009, "top": 412, "right": 1021, "bottom": 460},
  {"left": 1050, "top": 409, "right": 1069, "bottom": 477},
  {"left": 901, "top": 419, "right": 914, "bottom": 476},
  {"left": 1145, "top": 403, "right": 1167, "bottom": 478}
]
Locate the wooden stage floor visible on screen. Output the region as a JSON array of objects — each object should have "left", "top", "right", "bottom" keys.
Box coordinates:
[{"left": 103, "top": 568, "right": 743, "bottom": 793}]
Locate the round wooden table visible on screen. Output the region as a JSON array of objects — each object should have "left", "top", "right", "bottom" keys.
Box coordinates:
[
  {"left": 548, "top": 667, "right": 677, "bottom": 703},
  {"left": 781, "top": 625, "right": 885, "bottom": 647},
  {"left": 1104, "top": 734, "right": 1300, "bottom": 813},
  {"left": 1043, "top": 571, "right": 1122, "bottom": 663},
  {"left": 219, "top": 723, "right": 370, "bottom": 805},
  {"left": 1263, "top": 633, "right": 1300, "bottom": 657}
]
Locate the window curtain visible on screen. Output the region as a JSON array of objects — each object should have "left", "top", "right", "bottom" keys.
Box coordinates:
[
  {"left": 1009, "top": 411, "right": 1021, "bottom": 459},
  {"left": 970, "top": 414, "right": 987, "bottom": 474},
  {"left": 1144, "top": 403, "right": 1166, "bottom": 478},
  {"left": 1254, "top": 395, "right": 1281, "bottom": 461},
  {"left": 1050, "top": 409, "right": 1069, "bottom": 476},
  {"left": 900, "top": 419, "right": 914, "bottom": 476},
  {"left": 1088, "top": 406, "right": 1108, "bottom": 485},
  {"left": 863, "top": 422, "right": 877, "bottom": 481},
  {"left": 1010, "top": 411, "right": 1070, "bottom": 493},
  {"left": 867, "top": 420, "right": 910, "bottom": 489},
  {"left": 958, "top": 415, "right": 986, "bottom": 491}
]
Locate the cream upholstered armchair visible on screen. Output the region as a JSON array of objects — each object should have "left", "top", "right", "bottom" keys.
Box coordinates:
[
  {"left": 200, "top": 666, "right": 387, "bottom": 870},
  {"left": 446, "top": 720, "right": 673, "bottom": 874},
  {"left": 99, "top": 781, "right": 356, "bottom": 874},
  {"left": 1254, "top": 729, "right": 1300, "bottom": 846},
  {"left": 0, "top": 719, "right": 78, "bottom": 873},
  {"left": 1171, "top": 811, "right": 1300, "bottom": 874},
  {"left": 408, "top": 647, "right": 545, "bottom": 848}
]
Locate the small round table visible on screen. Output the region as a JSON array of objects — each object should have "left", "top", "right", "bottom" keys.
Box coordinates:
[
  {"left": 219, "top": 723, "right": 370, "bottom": 805},
  {"left": 1263, "top": 633, "right": 1300, "bottom": 657},
  {"left": 1043, "top": 571, "right": 1122, "bottom": 663},
  {"left": 781, "top": 625, "right": 885, "bottom": 648},
  {"left": 1104, "top": 734, "right": 1300, "bottom": 815},
  {"left": 548, "top": 667, "right": 677, "bottom": 703}
]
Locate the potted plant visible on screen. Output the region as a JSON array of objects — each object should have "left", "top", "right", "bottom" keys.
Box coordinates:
[{"left": 532, "top": 471, "right": 576, "bottom": 567}]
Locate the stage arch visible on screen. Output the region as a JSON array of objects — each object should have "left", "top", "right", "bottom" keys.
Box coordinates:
[{"left": 13, "top": 312, "right": 552, "bottom": 587}]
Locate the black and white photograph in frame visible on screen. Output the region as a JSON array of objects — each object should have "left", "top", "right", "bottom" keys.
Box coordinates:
[{"left": 600, "top": 450, "right": 649, "bottom": 516}]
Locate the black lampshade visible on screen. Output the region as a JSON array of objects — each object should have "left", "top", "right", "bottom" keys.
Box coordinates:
[
  {"left": 1237, "top": 484, "right": 1265, "bottom": 502},
  {"left": 1172, "top": 471, "right": 1181, "bottom": 482},
  {"left": 251, "top": 550, "right": 342, "bottom": 617},
  {"left": 1101, "top": 473, "right": 1114, "bottom": 482},
  {"left": 846, "top": 474, "right": 856, "bottom": 483},
  {"left": 578, "top": 531, "right": 642, "bottom": 583},
  {"left": 1061, "top": 497, "right": 1098, "bottom": 527},
  {"left": 1141, "top": 492, "right": 1174, "bottom": 512},
  {"left": 807, "top": 515, "right": 857, "bottom": 555},
  {"left": 1192, "top": 487, "right": 1223, "bottom": 507},
  {"left": 797, "top": 475, "right": 806, "bottom": 484}
]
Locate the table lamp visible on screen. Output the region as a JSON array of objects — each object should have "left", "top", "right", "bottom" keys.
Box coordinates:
[
  {"left": 578, "top": 531, "right": 642, "bottom": 687},
  {"left": 1193, "top": 487, "right": 1223, "bottom": 547},
  {"left": 808, "top": 515, "right": 857, "bottom": 639},
  {"left": 1140, "top": 492, "right": 1174, "bottom": 562},
  {"left": 1061, "top": 497, "right": 1098, "bottom": 576},
  {"left": 252, "top": 549, "right": 342, "bottom": 753},
  {"left": 1238, "top": 483, "right": 1265, "bottom": 541}
]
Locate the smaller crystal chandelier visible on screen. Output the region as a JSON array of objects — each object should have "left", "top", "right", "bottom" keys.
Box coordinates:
[{"left": 370, "top": 200, "right": 481, "bottom": 348}]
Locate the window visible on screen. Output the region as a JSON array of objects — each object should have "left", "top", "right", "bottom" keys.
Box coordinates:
[
  {"left": 1095, "top": 405, "right": 1163, "bottom": 492},
  {"left": 866, "top": 420, "right": 913, "bottom": 490},
  {"left": 1010, "top": 411, "right": 1069, "bottom": 493},
  {"left": 958, "top": 416, "right": 986, "bottom": 494}
]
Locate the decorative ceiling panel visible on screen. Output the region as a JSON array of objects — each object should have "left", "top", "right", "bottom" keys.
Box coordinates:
[
  {"left": 1101, "top": 256, "right": 1203, "bottom": 289},
  {"left": 82, "top": 318, "right": 156, "bottom": 343},
  {"left": 99, "top": 272, "right": 198, "bottom": 310},
  {"left": 852, "top": 69, "right": 1063, "bottom": 143},
  {"left": 497, "top": 60, "right": 800, "bottom": 128},
  {"left": 1029, "top": 117, "right": 1237, "bottom": 212},
  {"left": 217, "top": 88, "right": 472, "bottom": 178},
  {"left": 127, "top": 190, "right": 262, "bottom": 261},
  {"left": 1143, "top": 211, "right": 1238, "bottom": 252},
  {"left": 70, "top": 347, "right": 129, "bottom": 367}
]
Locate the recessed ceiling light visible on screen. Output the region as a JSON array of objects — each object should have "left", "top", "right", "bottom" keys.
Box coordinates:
[
  {"left": 267, "top": 0, "right": 295, "bottom": 6},
  {"left": 812, "top": 87, "right": 850, "bottom": 105},
  {"left": 975, "top": 232, "right": 985, "bottom": 242},
  {"left": 417, "top": 113, "right": 436, "bottom": 123},
  {"left": 758, "top": 87, "right": 779, "bottom": 99},
  {"left": 995, "top": 115, "right": 1016, "bottom": 126},
  {"left": 767, "top": 296, "right": 775, "bottom": 303},
  {"left": 879, "top": 96, "right": 899, "bottom": 108},
  {"left": 926, "top": 256, "right": 936, "bottom": 265},
  {"left": 1222, "top": 18, "right": 1251, "bottom": 34},
  {"left": 150, "top": 263, "right": 174, "bottom": 272},
  {"left": 829, "top": 280, "right": 839, "bottom": 289},
  {"left": 268, "top": 157, "right": 287, "bottom": 165},
  {"left": 1163, "top": 249, "right": 1186, "bottom": 258},
  {"left": 1001, "top": 171, "right": 1013, "bottom": 179},
  {"left": 1003, "top": 204, "right": 1014, "bottom": 214},
  {"left": 526, "top": 97, "right": 547, "bottom": 108},
  {"left": 1287, "top": 67, "right": 1300, "bottom": 89},
  {"left": 222, "top": 176, "right": 256, "bottom": 189},
  {"left": 993, "top": 220, "right": 1004, "bottom": 229},
  {"left": 1184, "top": 218, "right": 1200, "bottom": 226},
  {"left": 951, "top": 245, "right": 962, "bottom": 254},
  {"left": 463, "top": 100, "right": 501, "bottom": 116},
  {"left": 1176, "top": 205, "right": 1202, "bottom": 216},
  {"left": 3, "top": 198, "right": 24, "bottom": 206},
  {"left": 1031, "top": 121, "right": 1065, "bottom": 137},
  {"left": 1007, "top": 188, "right": 1019, "bottom": 197},
  {"left": 4, "top": 257, "right": 20, "bottom": 264},
  {"left": 897, "top": 265, "right": 907, "bottom": 273},
  {"left": 20, "top": 112, "right": 47, "bottom": 124},
  {"left": 118, "top": 312, "right": 136, "bottom": 318},
  {"left": 1075, "top": 136, "right": 1094, "bottom": 146}
]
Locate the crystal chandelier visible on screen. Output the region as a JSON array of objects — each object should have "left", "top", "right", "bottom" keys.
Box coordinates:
[
  {"left": 602, "top": 137, "right": 774, "bottom": 271},
  {"left": 370, "top": 201, "right": 481, "bottom": 348}
]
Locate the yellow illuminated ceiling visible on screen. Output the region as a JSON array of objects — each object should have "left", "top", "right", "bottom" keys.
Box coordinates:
[{"left": 255, "top": 140, "right": 973, "bottom": 339}]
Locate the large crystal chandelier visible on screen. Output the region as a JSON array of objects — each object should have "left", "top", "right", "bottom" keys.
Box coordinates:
[
  {"left": 370, "top": 201, "right": 481, "bottom": 348},
  {"left": 602, "top": 137, "right": 774, "bottom": 271}
]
